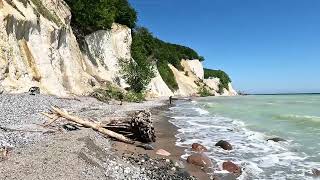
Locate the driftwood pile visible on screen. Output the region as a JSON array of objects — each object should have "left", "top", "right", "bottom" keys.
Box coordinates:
[
  {"left": 42, "top": 106, "right": 155, "bottom": 144},
  {"left": 104, "top": 111, "right": 155, "bottom": 143}
]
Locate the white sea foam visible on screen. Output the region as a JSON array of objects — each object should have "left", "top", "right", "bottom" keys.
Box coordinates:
[
  {"left": 274, "top": 114, "right": 320, "bottom": 122},
  {"left": 192, "top": 107, "right": 209, "bottom": 115},
  {"left": 168, "top": 101, "right": 320, "bottom": 180}
]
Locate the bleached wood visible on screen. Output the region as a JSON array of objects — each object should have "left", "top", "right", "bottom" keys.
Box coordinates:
[{"left": 50, "top": 106, "right": 134, "bottom": 144}]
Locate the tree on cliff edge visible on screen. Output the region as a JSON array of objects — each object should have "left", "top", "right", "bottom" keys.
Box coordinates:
[{"left": 65, "top": 0, "right": 137, "bottom": 33}]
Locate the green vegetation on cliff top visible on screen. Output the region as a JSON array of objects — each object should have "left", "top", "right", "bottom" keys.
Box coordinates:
[
  {"left": 65, "top": 0, "right": 137, "bottom": 33},
  {"left": 130, "top": 27, "right": 204, "bottom": 91},
  {"left": 204, "top": 68, "right": 231, "bottom": 92}
]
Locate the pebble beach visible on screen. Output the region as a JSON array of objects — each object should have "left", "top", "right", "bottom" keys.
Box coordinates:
[{"left": 0, "top": 93, "right": 203, "bottom": 180}]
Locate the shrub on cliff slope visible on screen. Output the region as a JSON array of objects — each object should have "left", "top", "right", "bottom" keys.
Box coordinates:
[
  {"left": 65, "top": 0, "right": 137, "bottom": 33},
  {"left": 131, "top": 27, "right": 203, "bottom": 91},
  {"left": 119, "top": 58, "right": 154, "bottom": 93},
  {"left": 157, "top": 62, "right": 179, "bottom": 91},
  {"left": 90, "top": 84, "right": 145, "bottom": 103},
  {"left": 198, "top": 85, "right": 213, "bottom": 97},
  {"left": 204, "top": 68, "right": 231, "bottom": 93}
]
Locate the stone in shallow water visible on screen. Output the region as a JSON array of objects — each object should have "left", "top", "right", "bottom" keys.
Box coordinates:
[
  {"left": 267, "top": 137, "right": 286, "bottom": 142},
  {"left": 312, "top": 168, "right": 320, "bottom": 177},
  {"left": 222, "top": 161, "right": 242, "bottom": 177},
  {"left": 191, "top": 143, "right": 207, "bottom": 152},
  {"left": 186, "top": 153, "right": 213, "bottom": 168},
  {"left": 215, "top": 140, "right": 233, "bottom": 150}
]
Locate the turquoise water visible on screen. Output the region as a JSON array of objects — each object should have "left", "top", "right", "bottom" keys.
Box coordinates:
[{"left": 169, "top": 95, "right": 320, "bottom": 179}]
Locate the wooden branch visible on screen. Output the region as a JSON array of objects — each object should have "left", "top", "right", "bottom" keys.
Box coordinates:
[
  {"left": 50, "top": 106, "right": 134, "bottom": 144},
  {"left": 41, "top": 112, "right": 57, "bottom": 119},
  {"left": 0, "top": 126, "right": 56, "bottom": 133},
  {"left": 42, "top": 113, "right": 60, "bottom": 126}
]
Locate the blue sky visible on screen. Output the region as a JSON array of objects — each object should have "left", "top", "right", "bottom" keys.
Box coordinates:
[{"left": 128, "top": 0, "right": 320, "bottom": 94}]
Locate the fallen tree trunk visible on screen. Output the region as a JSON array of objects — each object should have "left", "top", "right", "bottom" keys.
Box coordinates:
[
  {"left": 103, "top": 110, "right": 156, "bottom": 143},
  {"left": 50, "top": 106, "right": 134, "bottom": 144},
  {"left": 42, "top": 107, "right": 155, "bottom": 144}
]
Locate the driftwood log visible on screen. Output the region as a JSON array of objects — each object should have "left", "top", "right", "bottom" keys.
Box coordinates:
[
  {"left": 104, "top": 110, "right": 156, "bottom": 143},
  {"left": 42, "top": 107, "right": 155, "bottom": 144},
  {"left": 48, "top": 106, "right": 134, "bottom": 144}
]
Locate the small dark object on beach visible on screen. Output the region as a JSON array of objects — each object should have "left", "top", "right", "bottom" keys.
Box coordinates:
[
  {"left": 169, "top": 96, "right": 172, "bottom": 105},
  {"left": 29, "top": 87, "right": 40, "bottom": 95},
  {"left": 312, "top": 168, "right": 320, "bottom": 177},
  {"left": 222, "top": 161, "right": 242, "bottom": 177},
  {"left": 215, "top": 140, "right": 233, "bottom": 150},
  {"left": 191, "top": 143, "right": 207, "bottom": 152},
  {"left": 137, "top": 144, "right": 154, "bottom": 150},
  {"left": 267, "top": 137, "right": 286, "bottom": 142},
  {"left": 62, "top": 123, "right": 80, "bottom": 131},
  {"left": 186, "top": 153, "right": 213, "bottom": 168},
  {"left": 0, "top": 146, "right": 13, "bottom": 161},
  {"left": 176, "top": 170, "right": 191, "bottom": 178}
]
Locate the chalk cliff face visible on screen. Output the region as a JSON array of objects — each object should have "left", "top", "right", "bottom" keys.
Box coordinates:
[
  {"left": 146, "top": 66, "right": 173, "bottom": 98},
  {"left": 83, "top": 24, "right": 132, "bottom": 88},
  {"left": 181, "top": 59, "right": 204, "bottom": 79},
  {"left": 0, "top": 0, "right": 93, "bottom": 96},
  {"left": 169, "top": 64, "right": 199, "bottom": 97},
  {"left": 0, "top": 0, "right": 236, "bottom": 97}
]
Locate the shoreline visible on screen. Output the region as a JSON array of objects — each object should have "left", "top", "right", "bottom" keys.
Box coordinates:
[{"left": 112, "top": 102, "right": 210, "bottom": 179}]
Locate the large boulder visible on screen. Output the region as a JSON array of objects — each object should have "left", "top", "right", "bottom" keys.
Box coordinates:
[
  {"left": 222, "top": 161, "right": 242, "bottom": 177},
  {"left": 186, "top": 153, "right": 213, "bottom": 168},
  {"left": 215, "top": 140, "right": 233, "bottom": 150},
  {"left": 191, "top": 143, "right": 207, "bottom": 152}
]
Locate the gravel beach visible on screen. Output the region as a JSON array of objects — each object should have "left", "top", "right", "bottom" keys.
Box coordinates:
[{"left": 0, "top": 94, "right": 199, "bottom": 180}]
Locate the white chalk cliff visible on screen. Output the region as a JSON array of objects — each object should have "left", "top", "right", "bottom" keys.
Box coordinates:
[
  {"left": 146, "top": 66, "right": 174, "bottom": 98},
  {"left": 0, "top": 0, "right": 93, "bottom": 96},
  {"left": 0, "top": 0, "right": 236, "bottom": 97},
  {"left": 83, "top": 24, "right": 132, "bottom": 89}
]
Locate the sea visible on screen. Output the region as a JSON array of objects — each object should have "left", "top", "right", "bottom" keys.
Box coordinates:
[{"left": 168, "top": 94, "right": 320, "bottom": 180}]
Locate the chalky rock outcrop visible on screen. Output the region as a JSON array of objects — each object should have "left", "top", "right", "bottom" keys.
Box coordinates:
[
  {"left": 83, "top": 23, "right": 132, "bottom": 88},
  {"left": 146, "top": 66, "right": 174, "bottom": 98},
  {"left": 169, "top": 64, "right": 199, "bottom": 97},
  {"left": 181, "top": 59, "right": 204, "bottom": 79},
  {"left": 0, "top": 0, "right": 93, "bottom": 96}
]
